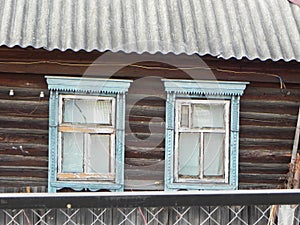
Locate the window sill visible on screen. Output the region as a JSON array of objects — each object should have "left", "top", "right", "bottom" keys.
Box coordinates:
[
  {"left": 167, "top": 183, "right": 237, "bottom": 191},
  {"left": 51, "top": 181, "right": 122, "bottom": 192},
  {"left": 57, "top": 173, "right": 115, "bottom": 181}
]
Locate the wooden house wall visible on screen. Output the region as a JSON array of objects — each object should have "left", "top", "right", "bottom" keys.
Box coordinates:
[{"left": 0, "top": 46, "right": 299, "bottom": 192}]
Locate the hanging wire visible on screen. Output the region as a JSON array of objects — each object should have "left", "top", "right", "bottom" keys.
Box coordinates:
[{"left": 0, "top": 60, "right": 287, "bottom": 90}]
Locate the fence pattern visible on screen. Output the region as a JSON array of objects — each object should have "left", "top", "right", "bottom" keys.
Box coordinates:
[{"left": 1, "top": 205, "right": 300, "bottom": 225}]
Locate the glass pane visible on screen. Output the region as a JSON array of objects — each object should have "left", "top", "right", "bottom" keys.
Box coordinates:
[
  {"left": 203, "top": 133, "right": 225, "bottom": 177},
  {"left": 192, "top": 103, "right": 225, "bottom": 128},
  {"left": 63, "top": 98, "right": 112, "bottom": 124},
  {"left": 178, "top": 133, "right": 200, "bottom": 177},
  {"left": 180, "top": 105, "right": 189, "bottom": 128},
  {"left": 86, "top": 134, "right": 111, "bottom": 174},
  {"left": 61, "top": 132, "right": 84, "bottom": 173}
]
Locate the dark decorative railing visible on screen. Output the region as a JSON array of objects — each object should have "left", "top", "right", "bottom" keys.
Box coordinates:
[{"left": 1, "top": 189, "right": 300, "bottom": 225}]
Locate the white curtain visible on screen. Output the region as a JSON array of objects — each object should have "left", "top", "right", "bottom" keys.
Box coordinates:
[
  {"left": 178, "top": 133, "right": 200, "bottom": 176},
  {"left": 64, "top": 99, "right": 112, "bottom": 124},
  {"left": 86, "top": 134, "right": 111, "bottom": 174},
  {"left": 62, "top": 132, "right": 84, "bottom": 173},
  {"left": 203, "top": 133, "right": 224, "bottom": 176},
  {"left": 192, "top": 104, "right": 224, "bottom": 128}
]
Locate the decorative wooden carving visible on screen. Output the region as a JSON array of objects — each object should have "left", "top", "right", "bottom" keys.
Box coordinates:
[
  {"left": 162, "top": 79, "right": 248, "bottom": 191},
  {"left": 46, "top": 76, "right": 132, "bottom": 192}
]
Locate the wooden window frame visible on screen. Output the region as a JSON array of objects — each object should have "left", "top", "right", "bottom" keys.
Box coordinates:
[
  {"left": 162, "top": 79, "right": 248, "bottom": 191},
  {"left": 174, "top": 99, "right": 230, "bottom": 184},
  {"left": 46, "top": 76, "right": 132, "bottom": 192},
  {"left": 57, "top": 95, "right": 116, "bottom": 181}
]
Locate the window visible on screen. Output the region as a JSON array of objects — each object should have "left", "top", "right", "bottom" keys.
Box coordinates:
[
  {"left": 175, "top": 99, "right": 230, "bottom": 183},
  {"left": 46, "top": 76, "right": 132, "bottom": 192},
  {"left": 58, "top": 95, "right": 115, "bottom": 181},
  {"left": 162, "top": 79, "right": 248, "bottom": 191}
]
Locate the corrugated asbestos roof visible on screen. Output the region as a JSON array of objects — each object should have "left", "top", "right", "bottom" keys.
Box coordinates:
[{"left": 0, "top": 0, "right": 300, "bottom": 61}]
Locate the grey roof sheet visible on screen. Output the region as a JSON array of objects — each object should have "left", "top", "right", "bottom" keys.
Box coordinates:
[{"left": 0, "top": 0, "right": 300, "bottom": 61}]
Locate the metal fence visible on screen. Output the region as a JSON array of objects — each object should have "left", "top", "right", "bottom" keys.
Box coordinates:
[
  {"left": 1, "top": 190, "right": 300, "bottom": 225},
  {"left": 2, "top": 205, "right": 299, "bottom": 225}
]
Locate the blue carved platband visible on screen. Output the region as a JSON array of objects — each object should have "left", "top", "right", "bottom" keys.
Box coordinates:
[
  {"left": 162, "top": 79, "right": 248, "bottom": 191},
  {"left": 46, "top": 76, "right": 132, "bottom": 93},
  {"left": 162, "top": 79, "right": 249, "bottom": 96},
  {"left": 46, "top": 76, "right": 132, "bottom": 193}
]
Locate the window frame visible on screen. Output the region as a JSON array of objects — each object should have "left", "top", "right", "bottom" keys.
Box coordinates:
[
  {"left": 57, "top": 95, "right": 116, "bottom": 181},
  {"left": 162, "top": 79, "right": 248, "bottom": 191},
  {"left": 46, "top": 76, "right": 132, "bottom": 192},
  {"left": 174, "top": 99, "right": 230, "bottom": 184}
]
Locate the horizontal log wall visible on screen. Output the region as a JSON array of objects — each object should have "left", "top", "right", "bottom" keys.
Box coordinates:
[
  {"left": 0, "top": 46, "right": 299, "bottom": 192},
  {"left": 0, "top": 73, "right": 48, "bottom": 189}
]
